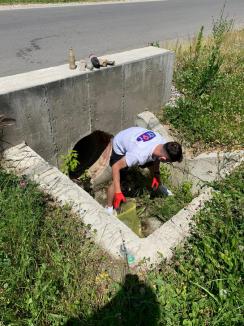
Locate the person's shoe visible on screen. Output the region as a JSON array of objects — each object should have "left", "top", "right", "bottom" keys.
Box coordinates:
[
  {"left": 105, "top": 206, "right": 117, "bottom": 216},
  {"left": 105, "top": 206, "right": 113, "bottom": 215}
]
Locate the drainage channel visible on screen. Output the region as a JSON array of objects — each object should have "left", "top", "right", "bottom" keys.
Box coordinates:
[
  {"left": 1, "top": 141, "right": 214, "bottom": 268},
  {"left": 68, "top": 127, "right": 195, "bottom": 238},
  {"left": 70, "top": 154, "right": 195, "bottom": 238},
  {"left": 2, "top": 112, "right": 243, "bottom": 268}
]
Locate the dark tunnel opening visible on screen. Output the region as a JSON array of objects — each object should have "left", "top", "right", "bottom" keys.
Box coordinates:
[{"left": 69, "top": 130, "right": 113, "bottom": 178}]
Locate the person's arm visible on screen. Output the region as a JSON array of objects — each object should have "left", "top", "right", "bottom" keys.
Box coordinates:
[
  {"left": 150, "top": 161, "right": 161, "bottom": 190},
  {"left": 112, "top": 157, "right": 127, "bottom": 193},
  {"left": 149, "top": 161, "right": 160, "bottom": 179},
  {"left": 112, "top": 157, "right": 128, "bottom": 209}
]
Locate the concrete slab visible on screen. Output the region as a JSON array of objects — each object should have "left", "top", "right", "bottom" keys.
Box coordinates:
[
  {"left": 122, "top": 51, "right": 174, "bottom": 129},
  {"left": 0, "top": 47, "right": 170, "bottom": 95},
  {"left": 135, "top": 110, "right": 174, "bottom": 141}
]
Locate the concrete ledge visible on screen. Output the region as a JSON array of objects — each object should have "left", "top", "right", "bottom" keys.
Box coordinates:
[{"left": 0, "top": 47, "right": 170, "bottom": 94}]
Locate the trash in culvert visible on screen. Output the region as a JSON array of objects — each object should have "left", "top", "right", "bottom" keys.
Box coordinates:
[{"left": 117, "top": 199, "right": 141, "bottom": 237}]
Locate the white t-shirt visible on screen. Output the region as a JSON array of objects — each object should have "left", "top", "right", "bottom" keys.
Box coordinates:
[{"left": 112, "top": 127, "right": 167, "bottom": 167}]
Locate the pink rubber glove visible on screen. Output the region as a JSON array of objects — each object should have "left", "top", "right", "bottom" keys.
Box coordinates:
[
  {"left": 113, "top": 192, "right": 126, "bottom": 209},
  {"left": 151, "top": 177, "right": 159, "bottom": 191}
]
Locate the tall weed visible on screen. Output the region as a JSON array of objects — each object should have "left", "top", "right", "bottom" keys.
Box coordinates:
[
  {"left": 147, "top": 164, "right": 244, "bottom": 325},
  {"left": 164, "top": 15, "right": 243, "bottom": 149},
  {"left": 174, "top": 13, "right": 233, "bottom": 97}
]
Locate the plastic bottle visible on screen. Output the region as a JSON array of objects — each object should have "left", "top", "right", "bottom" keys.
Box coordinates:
[
  {"left": 120, "top": 242, "right": 136, "bottom": 266},
  {"left": 68, "top": 48, "right": 77, "bottom": 70}
]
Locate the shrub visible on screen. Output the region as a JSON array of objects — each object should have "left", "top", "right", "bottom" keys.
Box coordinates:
[
  {"left": 163, "top": 15, "right": 243, "bottom": 149},
  {"left": 60, "top": 150, "right": 79, "bottom": 175}
]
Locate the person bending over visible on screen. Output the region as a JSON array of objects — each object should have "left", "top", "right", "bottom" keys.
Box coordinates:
[{"left": 106, "top": 127, "right": 183, "bottom": 214}]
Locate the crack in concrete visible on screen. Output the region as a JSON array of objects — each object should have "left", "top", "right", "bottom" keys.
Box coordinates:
[
  {"left": 121, "top": 65, "right": 126, "bottom": 130},
  {"left": 86, "top": 74, "right": 93, "bottom": 132},
  {"left": 43, "top": 85, "right": 58, "bottom": 166}
]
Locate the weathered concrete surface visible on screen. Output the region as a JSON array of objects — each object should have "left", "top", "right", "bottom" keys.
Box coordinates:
[
  {"left": 2, "top": 142, "right": 213, "bottom": 268},
  {"left": 0, "top": 47, "right": 174, "bottom": 166},
  {"left": 169, "top": 150, "right": 244, "bottom": 193},
  {"left": 136, "top": 111, "right": 244, "bottom": 194}
]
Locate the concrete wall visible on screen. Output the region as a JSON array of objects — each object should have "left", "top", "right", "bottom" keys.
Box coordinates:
[{"left": 0, "top": 47, "right": 174, "bottom": 166}]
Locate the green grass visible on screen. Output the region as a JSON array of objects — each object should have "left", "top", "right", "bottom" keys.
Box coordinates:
[
  {"left": 1, "top": 166, "right": 243, "bottom": 325},
  {"left": 146, "top": 164, "right": 244, "bottom": 325},
  {"left": 0, "top": 170, "right": 115, "bottom": 325},
  {"left": 162, "top": 16, "right": 244, "bottom": 151}
]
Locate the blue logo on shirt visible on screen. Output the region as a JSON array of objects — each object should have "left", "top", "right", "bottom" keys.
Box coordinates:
[{"left": 137, "top": 131, "right": 156, "bottom": 142}]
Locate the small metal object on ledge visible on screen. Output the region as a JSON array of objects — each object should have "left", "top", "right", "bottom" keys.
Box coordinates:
[{"left": 68, "top": 47, "right": 77, "bottom": 70}]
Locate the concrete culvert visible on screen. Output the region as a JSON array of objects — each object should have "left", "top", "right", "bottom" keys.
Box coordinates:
[
  {"left": 68, "top": 124, "right": 196, "bottom": 238},
  {"left": 69, "top": 130, "right": 113, "bottom": 179}
]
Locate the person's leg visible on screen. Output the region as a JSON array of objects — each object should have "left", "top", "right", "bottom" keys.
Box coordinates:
[
  {"left": 140, "top": 161, "right": 155, "bottom": 180},
  {"left": 107, "top": 181, "right": 114, "bottom": 207},
  {"left": 148, "top": 164, "right": 155, "bottom": 179}
]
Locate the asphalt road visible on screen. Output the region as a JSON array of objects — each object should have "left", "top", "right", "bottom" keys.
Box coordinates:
[{"left": 0, "top": 0, "right": 243, "bottom": 77}]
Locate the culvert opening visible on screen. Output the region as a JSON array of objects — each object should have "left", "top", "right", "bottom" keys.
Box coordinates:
[
  {"left": 68, "top": 131, "right": 195, "bottom": 238},
  {"left": 69, "top": 130, "right": 113, "bottom": 179}
]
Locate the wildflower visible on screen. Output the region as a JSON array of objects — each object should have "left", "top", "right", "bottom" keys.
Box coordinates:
[{"left": 19, "top": 179, "right": 27, "bottom": 189}]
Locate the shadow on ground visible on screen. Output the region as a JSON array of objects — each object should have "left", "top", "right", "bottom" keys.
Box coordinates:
[{"left": 65, "top": 273, "right": 160, "bottom": 326}]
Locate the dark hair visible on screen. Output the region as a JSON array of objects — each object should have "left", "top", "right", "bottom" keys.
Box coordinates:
[{"left": 164, "top": 142, "right": 183, "bottom": 162}]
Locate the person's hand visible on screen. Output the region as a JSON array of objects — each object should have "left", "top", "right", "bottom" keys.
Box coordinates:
[
  {"left": 113, "top": 192, "right": 126, "bottom": 209},
  {"left": 151, "top": 177, "right": 159, "bottom": 191}
]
